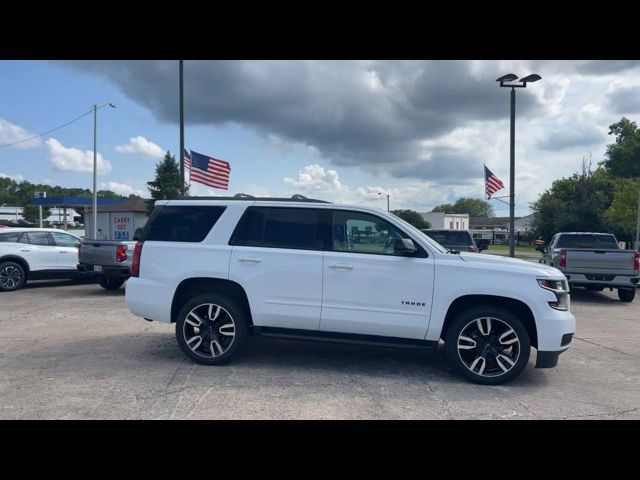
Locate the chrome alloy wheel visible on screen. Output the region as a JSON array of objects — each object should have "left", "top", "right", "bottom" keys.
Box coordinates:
[
  {"left": 182, "top": 303, "right": 236, "bottom": 358},
  {"left": 457, "top": 317, "right": 521, "bottom": 377},
  {"left": 0, "top": 264, "right": 22, "bottom": 290}
]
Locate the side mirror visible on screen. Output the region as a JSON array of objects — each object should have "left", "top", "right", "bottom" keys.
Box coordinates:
[
  {"left": 535, "top": 245, "right": 546, "bottom": 253},
  {"left": 133, "top": 228, "right": 143, "bottom": 241},
  {"left": 394, "top": 238, "right": 418, "bottom": 256}
]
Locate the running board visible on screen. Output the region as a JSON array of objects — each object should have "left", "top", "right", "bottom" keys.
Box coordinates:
[{"left": 252, "top": 327, "right": 439, "bottom": 351}]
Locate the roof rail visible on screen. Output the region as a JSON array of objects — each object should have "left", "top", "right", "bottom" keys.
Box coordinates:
[{"left": 177, "top": 193, "right": 331, "bottom": 203}]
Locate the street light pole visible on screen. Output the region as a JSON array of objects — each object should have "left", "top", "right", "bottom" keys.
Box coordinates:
[
  {"left": 378, "top": 192, "right": 390, "bottom": 211},
  {"left": 635, "top": 184, "right": 640, "bottom": 250},
  {"left": 497, "top": 73, "right": 541, "bottom": 257},
  {"left": 179, "top": 60, "right": 185, "bottom": 196},
  {"left": 509, "top": 87, "right": 516, "bottom": 258}
]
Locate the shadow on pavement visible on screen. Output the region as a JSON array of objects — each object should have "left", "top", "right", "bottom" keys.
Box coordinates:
[{"left": 569, "top": 288, "right": 631, "bottom": 305}]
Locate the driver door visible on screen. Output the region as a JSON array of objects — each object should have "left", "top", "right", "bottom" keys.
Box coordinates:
[{"left": 320, "top": 209, "right": 435, "bottom": 340}]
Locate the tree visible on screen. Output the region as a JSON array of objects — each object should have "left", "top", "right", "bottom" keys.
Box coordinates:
[
  {"left": 391, "top": 209, "right": 430, "bottom": 229},
  {"left": 146, "top": 151, "right": 188, "bottom": 211},
  {"left": 602, "top": 117, "right": 640, "bottom": 179},
  {"left": 605, "top": 178, "right": 640, "bottom": 242},
  {"left": 531, "top": 160, "right": 616, "bottom": 242},
  {"left": 432, "top": 197, "right": 494, "bottom": 217},
  {"left": 22, "top": 205, "right": 51, "bottom": 224}
]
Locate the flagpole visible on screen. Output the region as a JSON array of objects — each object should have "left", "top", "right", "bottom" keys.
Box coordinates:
[{"left": 179, "top": 60, "right": 185, "bottom": 197}]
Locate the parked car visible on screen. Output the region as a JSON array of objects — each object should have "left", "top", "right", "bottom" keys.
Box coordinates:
[
  {"left": 538, "top": 232, "right": 640, "bottom": 302},
  {"left": 77, "top": 228, "right": 143, "bottom": 290},
  {"left": 0, "top": 228, "right": 90, "bottom": 291},
  {"left": 125, "top": 196, "right": 575, "bottom": 385},
  {"left": 421, "top": 229, "right": 485, "bottom": 253}
]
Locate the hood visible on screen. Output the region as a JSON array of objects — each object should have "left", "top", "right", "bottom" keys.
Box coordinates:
[{"left": 457, "top": 252, "right": 564, "bottom": 278}]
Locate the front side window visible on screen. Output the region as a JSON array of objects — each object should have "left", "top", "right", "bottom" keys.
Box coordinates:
[
  {"left": 230, "top": 207, "right": 325, "bottom": 251},
  {"left": 51, "top": 232, "right": 80, "bottom": 247},
  {"left": 332, "top": 210, "right": 407, "bottom": 255}
]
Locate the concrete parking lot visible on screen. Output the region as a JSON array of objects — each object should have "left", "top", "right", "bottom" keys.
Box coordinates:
[{"left": 1, "top": 280, "right": 639, "bottom": 419}]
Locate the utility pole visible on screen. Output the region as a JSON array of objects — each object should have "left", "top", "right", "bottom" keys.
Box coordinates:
[
  {"left": 179, "top": 60, "right": 185, "bottom": 196},
  {"left": 92, "top": 104, "right": 98, "bottom": 239},
  {"left": 635, "top": 184, "right": 640, "bottom": 250}
]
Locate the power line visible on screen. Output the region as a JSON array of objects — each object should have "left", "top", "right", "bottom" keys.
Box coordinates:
[{"left": 0, "top": 109, "right": 93, "bottom": 148}]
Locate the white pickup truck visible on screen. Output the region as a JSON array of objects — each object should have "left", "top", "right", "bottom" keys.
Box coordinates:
[{"left": 125, "top": 196, "right": 576, "bottom": 385}]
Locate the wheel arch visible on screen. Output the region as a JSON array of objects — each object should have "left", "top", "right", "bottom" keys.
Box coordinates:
[
  {"left": 0, "top": 255, "right": 30, "bottom": 279},
  {"left": 441, "top": 294, "right": 538, "bottom": 349},
  {"left": 171, "top": 277, "right": 253, "bottom": 326}
]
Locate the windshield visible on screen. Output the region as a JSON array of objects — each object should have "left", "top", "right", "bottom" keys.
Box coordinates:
[
  {"left": 423, "top": 230, "right": 473, "bottom": 246},
  {"left": 556, "top": 234, "right": 619, "bottom": 249},
  {"left": 389, "top": 215, "right": 448, "bottom": 253}
]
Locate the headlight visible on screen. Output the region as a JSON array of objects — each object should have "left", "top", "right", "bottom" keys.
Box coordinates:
[{"left": 538, "top": 278, "right": 570, "bottom": 311}]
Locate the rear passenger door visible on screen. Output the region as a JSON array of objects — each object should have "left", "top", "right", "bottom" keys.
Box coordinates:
[
  {"left": 23, "top": 232, "right": 58, "bottom": 271},
  {"left": 228, "top": 207, "right": 327, "bottom": 331},
  {"left": 51, "top": 232, "right": 81, "bottom": 270}
]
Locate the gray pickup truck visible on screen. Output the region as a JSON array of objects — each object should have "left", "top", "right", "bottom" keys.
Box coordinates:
[
  {"left": 538, "top": 232, "right": 639, "bottom": 302},
  {"left": 77, "top": 228, "right": 142, "bottom": 290}
]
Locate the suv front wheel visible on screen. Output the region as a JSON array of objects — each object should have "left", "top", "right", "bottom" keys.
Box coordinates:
[
  {"left": 445, "top": 306, "right": 531, "bottom": 385},
  {"left": 175, "top": 293, "right": 248, "bottom": 365}
]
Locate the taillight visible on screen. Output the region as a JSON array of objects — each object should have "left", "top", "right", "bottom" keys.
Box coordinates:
[
  {"left": 468, "top": 245, "right": 477, "bottom": 252},
  {"left": 559, "top": 249, "right": 567, "bottom": 268},
  {"left": 116, "top": 244, "right": 128, "bottom": 262},
  {"left": 131, "top": 241, "right": 143, "bottom": 277},
  {"left": 635, "top": 251, "right": 640, "bottom": 271}
]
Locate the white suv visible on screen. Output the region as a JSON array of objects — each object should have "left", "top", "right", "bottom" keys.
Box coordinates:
[{"left": 126, "top": 196, "right": 576, "bottom": 384}]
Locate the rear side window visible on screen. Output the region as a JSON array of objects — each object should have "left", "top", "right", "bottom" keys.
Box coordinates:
[
  {"left": 26, "top": 232, "right": 51, "bottom": 246},
  {"left": 0, "top": 232, "right": 21, "bottom": 242},
  {"left": 144, "top": 206, "right": 226, "bottom": 242},
  {"left": 556, "top": 234, "right": 618, "bottom": 249},
  {"left": 230, "top": 207, "right": 326, "bottom": 251}
]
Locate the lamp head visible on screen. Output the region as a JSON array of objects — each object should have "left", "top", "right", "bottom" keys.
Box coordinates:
[{"left": 496, "top": 74, "right": 518, "bottom": 83}]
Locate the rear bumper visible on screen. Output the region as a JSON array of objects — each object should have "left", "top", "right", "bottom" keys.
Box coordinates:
[
  {"left": 564, "top": 272, "right": 639, "bottom": 288},
  {"left": 125, "top": 277, "right": 173, "bottom": 323},
  {"left": 77, "top": 263, "right": 131, "bottom": 278}
]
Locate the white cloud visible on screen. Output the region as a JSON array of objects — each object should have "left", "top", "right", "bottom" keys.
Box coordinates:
[
  {"left": 284, "top": 164, "right": 344, "bottom": 191},
  {"left": 0, "top": 119, "right": 41, "bottom": 149},
  {"left": 100, "top": 181, "right": 145, "bottom": 197},
  {"left": 115, "top": 136, "right": 165, "bottom": 158},
  {"left": 47, "top": 138, "right": 112, "bottom": 174},
  {"left": 0, "top": 172, "right": 25, "bottom": 182}
]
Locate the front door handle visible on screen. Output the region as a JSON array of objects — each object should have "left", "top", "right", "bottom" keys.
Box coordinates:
[
  {"left": 238, "top": 257, "right": 262, "bottom": 263},
  {"left": 329, "top": 264, "right": 354, "bottom": 270},
  {"left": 59, "top": 251, "right": 70, "bottom": 254},
  {"left": 20, "top": 249, "right": 31, "bottom": 252}
]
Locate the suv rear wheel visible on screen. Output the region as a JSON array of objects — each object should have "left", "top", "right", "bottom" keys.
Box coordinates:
[
  {"left": 175, "top": 293, "right": 248, "bottom": 365},
  {"left": 0, "top": 261, "right": 26, "bottom": 292},
  {"left": 445, "top": 306, "right": 531, "bottom": 385}
]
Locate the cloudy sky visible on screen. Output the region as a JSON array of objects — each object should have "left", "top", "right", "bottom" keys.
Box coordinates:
[{"left": 1, "top": 60, "right": 639, "bottom": 215}]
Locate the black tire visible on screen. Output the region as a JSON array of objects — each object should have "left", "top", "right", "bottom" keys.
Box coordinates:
[
  {"left": 445, "top": 306, "right": 531, "bottom": 385},
  {"left": 585, "top": 286, "right": 604, "bottom": 292},
  {"left": 0, "top": 261, "right": 26, "bottom": 292},
  {"left": 618, "top": 288, "right": 636, "bottom": 303},
  {"left": 98, "top": 277, "right": 125, "bottom": 290},
  {"left": 175, "top": 293, "right": 248, "bottom": 365}
]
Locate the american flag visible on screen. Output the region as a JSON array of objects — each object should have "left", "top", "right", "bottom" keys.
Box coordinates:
[
  {"left": 183, "top": 149, "right": 191, "bottom": 170},
  {"left": 189, "top": 150, "right": 231, "bottom": 190},
  {"left": 485, "top": 165, "right": 505, "bottom": 199}
]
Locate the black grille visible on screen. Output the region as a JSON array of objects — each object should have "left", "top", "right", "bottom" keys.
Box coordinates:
[{"left": 561, "top": 333, "right": 574, "bottom": 347}]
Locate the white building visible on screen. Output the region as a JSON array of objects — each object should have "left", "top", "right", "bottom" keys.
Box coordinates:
[
  {"left": 420, "top": 212, "right": 470, "bottom": 230},
  {"left": 0, "top": 206, "right": 81, "bottom": 226}
]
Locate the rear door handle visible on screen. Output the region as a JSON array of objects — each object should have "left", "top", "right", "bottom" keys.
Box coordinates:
[
  {"left": 238, "top": 257, "right": 262, "bottom": 263},
  {"left": 20, "top": 249, "right": 31, "bottom": 252},
  {"left": 329, "top": 264, "right": 354, "bottom": 270},
  {"left": 59, "top": 251, "right": 70, "bottom": 254}
]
